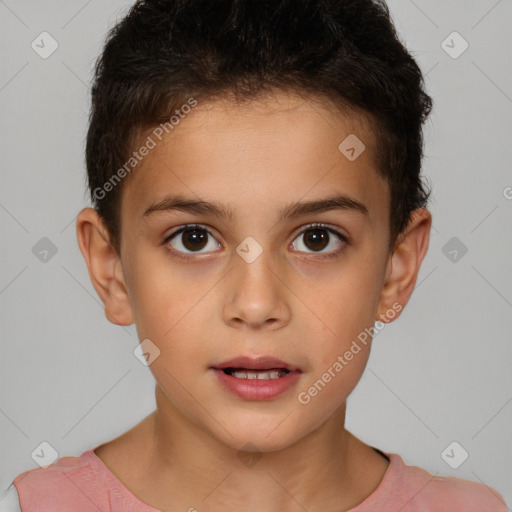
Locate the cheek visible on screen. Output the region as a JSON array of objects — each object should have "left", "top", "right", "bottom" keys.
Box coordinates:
[
  {"left": 297, "top": 346, "right": 371, "bottom": 418},
  {"left": 131, "top": 284, "right": 220, "bottom": 379},
  {"left": 315, "top": 270, "right": 381, "bottom": 352},
  {"left": 304, "top": 295, "right": 373, "bottom": 403},
  {"left": 330, "top": 349, "right": 370, "bottom": 406},
  {"left": 127, "top": 248, "right": 215, "bottom": 335}
]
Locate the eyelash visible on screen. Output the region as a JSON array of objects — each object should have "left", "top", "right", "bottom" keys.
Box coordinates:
[{"left": 163, "top": 223, "right": 349, "bottom": 261}]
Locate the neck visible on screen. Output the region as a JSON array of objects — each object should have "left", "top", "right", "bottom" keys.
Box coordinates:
[{"left": 128, "top": 384, "right": 386, "bottom": 511}]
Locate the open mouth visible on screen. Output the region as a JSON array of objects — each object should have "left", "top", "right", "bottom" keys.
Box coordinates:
[
  {"left": 221, "top": 368, "right": 291, "bottom": 380},
  {"left": 211, "top": 357, "right": 302, "bottom": 399}
]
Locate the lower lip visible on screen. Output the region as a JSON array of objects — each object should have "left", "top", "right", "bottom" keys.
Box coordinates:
[{"left": 211, "top": 369, "right": 302, "bottom": 400}]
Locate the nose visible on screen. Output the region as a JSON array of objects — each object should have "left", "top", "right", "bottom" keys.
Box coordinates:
[{"left": 222, "top": 248, "right": 291, "bottom": 331}]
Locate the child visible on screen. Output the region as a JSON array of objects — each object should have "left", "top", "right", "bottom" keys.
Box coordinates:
[{"left": 2, "top": 0, "right": 508, "bottom": 510}]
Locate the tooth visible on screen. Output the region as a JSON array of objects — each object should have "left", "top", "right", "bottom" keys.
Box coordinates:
[
  {"left": 229, "top": 369, "right": 285, "bottom": 380},
  {"left": 260, "top": 370, "right": 280, "bottom": 379},
  {"left": 231, "top": 370, "right": 248, "bottom": 379}
]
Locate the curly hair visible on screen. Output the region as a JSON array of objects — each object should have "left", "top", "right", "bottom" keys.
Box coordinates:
[{"left": 85, "top": 0, "right": 433, "bottom": 256}]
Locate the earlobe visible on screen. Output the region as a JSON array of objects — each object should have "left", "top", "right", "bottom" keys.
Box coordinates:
[
  {"left": 376, "top": 209, "right": 432, "bottom": 323},
  {"left": 76, "top": 207, "right": 134, "bottom": 326}
]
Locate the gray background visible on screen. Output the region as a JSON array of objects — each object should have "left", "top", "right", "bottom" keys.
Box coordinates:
[{"left": 1, "top": 0, "right": 511, "bottom": 506}]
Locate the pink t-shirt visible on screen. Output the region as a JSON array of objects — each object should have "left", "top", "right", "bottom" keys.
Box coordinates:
[{"left": 11, "top": 448, "right": 508, "bottom": 511}]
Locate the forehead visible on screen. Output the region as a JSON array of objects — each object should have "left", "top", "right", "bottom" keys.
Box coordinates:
[{"left": 121, "top": 91, "right": 388, "bottom": 227}]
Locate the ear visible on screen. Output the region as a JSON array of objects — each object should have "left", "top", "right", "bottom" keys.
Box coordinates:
[
  {"left": 376, "top": 209, "right": 432, "bottom": 323},
  {"left": 76, "top": 207, "right": 134, "bottom": 326}
]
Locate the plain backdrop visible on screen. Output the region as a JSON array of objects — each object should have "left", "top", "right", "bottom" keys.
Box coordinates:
[{"left": 1, "top": 0, "right": 511, "bottom": 506}]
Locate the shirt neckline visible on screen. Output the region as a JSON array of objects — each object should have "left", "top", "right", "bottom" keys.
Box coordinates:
[{"left": 82, "top": 446, "right": 399, "bottom": 511}]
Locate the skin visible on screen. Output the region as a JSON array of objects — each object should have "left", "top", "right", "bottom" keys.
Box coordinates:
[{"left": 76, "top": 91, "right": 431, "bottom": 512}]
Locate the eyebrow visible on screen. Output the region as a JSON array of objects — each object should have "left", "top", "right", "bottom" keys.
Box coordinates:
[{"left": 142, "top": 193, "right": 369, "bottom": 222}]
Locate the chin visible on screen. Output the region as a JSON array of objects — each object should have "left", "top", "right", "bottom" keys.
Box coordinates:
[{"left": 210, "top": 413, "right": 306, "bottom": 454}]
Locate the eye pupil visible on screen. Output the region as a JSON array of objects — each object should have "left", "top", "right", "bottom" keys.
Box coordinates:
[
  {"left": 304, "top": 228, "right": 329, "bottom": 251},
  {"left": 169, "top": 224, "right": 342, "bottom": 258},
  {"left": 183, "top": 229, "right": 208, "bottom": 251}
]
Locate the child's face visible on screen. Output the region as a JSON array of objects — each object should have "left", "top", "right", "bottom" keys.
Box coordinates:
[{"left": 80, "top": 91, "right": 429, "bottom": 452}]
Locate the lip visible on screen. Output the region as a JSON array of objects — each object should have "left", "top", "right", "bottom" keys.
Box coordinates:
[
  {"left": 212, "top": 356, "right": 300, "bottom": 372},
  {"left": 211, "top": 367, "right": 302, "bottom": 400},
  {"left": 210, "top": 356, "right": 303, "bottom": 400}
]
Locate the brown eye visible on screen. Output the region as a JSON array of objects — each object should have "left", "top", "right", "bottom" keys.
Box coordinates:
[
  {"left": 181, "top": 228, "right": 208, "bottom": 251},
  {"left": 291, "top": 224, "right": 347, "bottom": 256},
  {"left": 166, "top": 225, "right": 220, "bottom": 254},
  {"left": 302, "top": 228, "right": 329, "bottom": 251}
]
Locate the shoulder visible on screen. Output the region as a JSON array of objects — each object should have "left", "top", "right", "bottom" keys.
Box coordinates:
[
  {"left": 381, "top": 452, "right": 508, "bottom": 512},
  {"left": 11, "top": 450, "right": 111, "bottom": 512}
]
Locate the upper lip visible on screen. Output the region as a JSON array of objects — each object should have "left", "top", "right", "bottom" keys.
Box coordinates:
[{"left": 212, "top": 356, "right": 301, "bottom": 372}]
